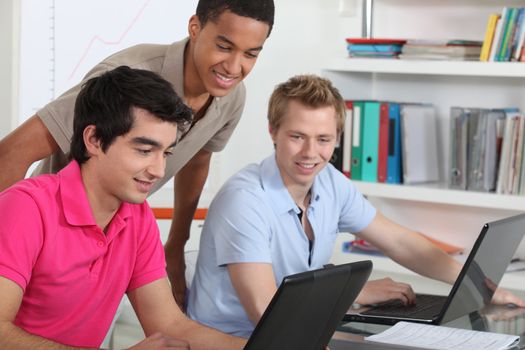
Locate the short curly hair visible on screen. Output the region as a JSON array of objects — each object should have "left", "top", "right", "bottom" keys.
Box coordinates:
[{"left": 196, "top": 0, "right": 275, "bottom": 37}]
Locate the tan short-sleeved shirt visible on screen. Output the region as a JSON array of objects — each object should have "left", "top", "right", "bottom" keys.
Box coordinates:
[{"left": 35, "top": 38, "right": 246, "bottom": 193}]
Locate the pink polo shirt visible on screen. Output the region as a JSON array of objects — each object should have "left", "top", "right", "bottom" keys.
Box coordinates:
[{"left": 0, "top": 161, "right": 167, "bottom": 348}]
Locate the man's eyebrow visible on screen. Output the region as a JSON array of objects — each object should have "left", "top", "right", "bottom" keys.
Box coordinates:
[
  {"left": 217, "top": 35, "right": 263, "bottom": 52},
  {"left": 131, "top": 137, "right": 161, "bottom": 148}
]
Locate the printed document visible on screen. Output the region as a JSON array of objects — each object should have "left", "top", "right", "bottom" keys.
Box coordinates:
[{"left": 365, "top": 321, "right": 519, "bottom": 350}]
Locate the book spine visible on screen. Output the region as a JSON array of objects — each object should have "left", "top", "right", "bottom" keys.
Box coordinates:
[
  {"left": 498, "top": 8, "right": 518, "bottom": 61},
  {"left": 480, "top": 14, "right": 501, "bottom": 61}
]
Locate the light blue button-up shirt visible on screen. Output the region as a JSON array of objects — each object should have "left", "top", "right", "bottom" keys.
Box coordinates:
[{"left": 187, "top": 153, "right": 376, "bottom": 337}]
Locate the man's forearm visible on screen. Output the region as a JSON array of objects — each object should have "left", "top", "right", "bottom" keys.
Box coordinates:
[
  {"left": 165, "top": 149, "right": 212, "bottom": 250},
  {"left": 167, "top": 317, "right": 246, "bottom": 350},
  {"left": 0, "top": 322, "right": 96, "bottom": 350},
  {"left": 0, "top": 115, "right": 59, "bottom": 191}
]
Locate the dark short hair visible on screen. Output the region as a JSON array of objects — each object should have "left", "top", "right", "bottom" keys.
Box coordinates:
[
  {"left": 196, "top": 0, "right": 275, "bottom": 37},
  {"left": 71, "top": 66, "right": 192, "bottom": 164}
]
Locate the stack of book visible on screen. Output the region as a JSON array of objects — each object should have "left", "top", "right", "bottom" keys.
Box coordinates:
[
  {"left": 448, "top": 107, "right": 525, "bottom": 195},
  {"left": 400, "top": 39, "right": 483, "bottom": 61},
  {"left": 346, "top": 38, "right": 405, "bottom": 59},
  {"left": 330, "top": 101, "right": 439, "bottom": 186},
  {"left": 480, "top": 7, "right": 525, "bottom": 62}
]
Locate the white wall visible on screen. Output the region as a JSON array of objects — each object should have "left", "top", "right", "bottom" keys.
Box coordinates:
[{"left": 0, "top": 0, "right": 19, "bottom": 139}]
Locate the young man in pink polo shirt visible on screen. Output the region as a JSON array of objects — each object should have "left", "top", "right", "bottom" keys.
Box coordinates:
[{"left": 0, "top": 66, "right": 246, "bottom": 349}]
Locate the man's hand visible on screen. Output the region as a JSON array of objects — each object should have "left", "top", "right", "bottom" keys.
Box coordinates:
[
  {"left": 165, "top": 245, "right": 187, "bottom": 310},
  {"left": 491, "top": 287, "right": 525, "bottom": 308},
  {"left": 355, "top": 278, "right": 416, "bottom": 306},
  {"left": 127, "top": 332, "right": 189, "bottom": 349}
]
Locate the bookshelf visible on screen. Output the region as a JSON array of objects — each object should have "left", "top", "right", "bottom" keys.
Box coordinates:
[
  {"left": 323, "top": 59, "right": 525, "bottom": 289},
  {"left": 323, "top": 2, "right": 525, "bottom": 294}
]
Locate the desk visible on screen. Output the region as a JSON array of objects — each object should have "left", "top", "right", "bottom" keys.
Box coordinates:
[{"left": 329, "top": 304, "right": 525, "bottom": 350}]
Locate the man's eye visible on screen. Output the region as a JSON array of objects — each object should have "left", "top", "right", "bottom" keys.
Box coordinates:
[
  {"left": 217, "top": 44, "right": 231, "bottom": 51},
  {"left": 137, "top": 149, "right": 151, "bottom": 155}
]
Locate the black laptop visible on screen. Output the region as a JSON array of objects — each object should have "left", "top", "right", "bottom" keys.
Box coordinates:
[
  {"left": 345, "top": 213, "right": 525, "bottom": 326},
  {"left": 244, "top": 260, "right": 372, "bottom": 350}
]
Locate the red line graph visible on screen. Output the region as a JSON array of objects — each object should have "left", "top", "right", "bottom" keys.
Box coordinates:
[{"left": 68, "top": 0, "right": 152, "bottom": 80}]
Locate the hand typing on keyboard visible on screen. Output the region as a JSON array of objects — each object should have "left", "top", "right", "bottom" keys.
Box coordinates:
[{"left": 355, "top": 277, "right": 417, "bottom": 306}]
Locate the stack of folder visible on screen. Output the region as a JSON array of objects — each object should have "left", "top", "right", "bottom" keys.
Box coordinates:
[
  {"left": 330, "top": 101, "right": 439, "bottom": 186},
  {"left": 448, "top": 107, "right": 525, "bottom": 195}
]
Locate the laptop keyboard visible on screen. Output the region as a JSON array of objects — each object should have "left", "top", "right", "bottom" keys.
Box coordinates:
[{"left": 362, "top": 294, "right": 447, "bottom": 318}]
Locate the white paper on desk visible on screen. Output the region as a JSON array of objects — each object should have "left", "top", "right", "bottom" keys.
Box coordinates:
[{"left": 365, "top": 321, "right": 519, "bottom": 350}]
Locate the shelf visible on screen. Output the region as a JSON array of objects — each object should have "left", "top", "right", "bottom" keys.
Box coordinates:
[
  {"left": 352, "top": 181, "right": 525, "bottom": 211},
  {"left": 324, "top": 58, "right": 525, "bottom": 78},
  {"left": 339, "top": 252, "right": 525, "bottom": 293}
]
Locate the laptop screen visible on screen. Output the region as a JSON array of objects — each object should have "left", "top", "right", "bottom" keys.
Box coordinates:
[{"left": 440, "top": 213, "right": 525, "bottom": 323}]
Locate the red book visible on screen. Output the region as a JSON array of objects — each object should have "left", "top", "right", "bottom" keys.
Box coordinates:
[
  {"left": 342, "top": 101, "right": 354, "bottom": 178},
  {"left": 346, "top": 38, "right": 406, "bottom": 45},
  {"left": 377, "top": 102, "right": 389, "bottom": 183}
]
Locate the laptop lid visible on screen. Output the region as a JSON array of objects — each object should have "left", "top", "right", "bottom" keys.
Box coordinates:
[
  {"left": 244, "top": 260, "right": 372, "bottom": 350},
  {"left": 440, "top": 213, "right": 525, "bottom": 323},
  {"left": 345, "top": 213, "right": 525, "bottom": 325}
]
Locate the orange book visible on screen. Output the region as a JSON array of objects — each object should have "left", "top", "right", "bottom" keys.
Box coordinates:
[{"left": 416, "top": 232, "right": 464, "bottom": 255}]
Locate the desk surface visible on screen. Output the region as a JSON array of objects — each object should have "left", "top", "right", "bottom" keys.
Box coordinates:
[{"left": 329, "top": 304, "right": 525, "bottom": 350}]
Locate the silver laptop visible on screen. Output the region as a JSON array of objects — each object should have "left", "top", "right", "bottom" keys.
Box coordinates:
[{"left": 344, "top": 213, "right": 525, "bottom": 325}]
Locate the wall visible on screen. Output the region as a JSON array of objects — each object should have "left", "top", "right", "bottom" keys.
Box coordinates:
[{"left": 0, "top": 0, "right": 19, "bottom": 138}]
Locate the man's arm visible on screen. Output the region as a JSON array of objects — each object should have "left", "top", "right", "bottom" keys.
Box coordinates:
[
  {"left": 357, "top": 212, "right": 525, "bottom": 307},
  {"left": 0, "top": 276, "right": 96, "bottom": 350},
  {"left": 0, "top": 276, "right": 196, "bottom": 350},
  {"left": 227, "top": 263, "right": 277, "bottom": 325},
  {"left": 347, "top": 212, "right": 462, "bottom": 306},
  {"left": 0, "top": 115, "right": 59, "bottom": 191},
  {"left": 164, "top": 148, "right": 212, "bottom": 308},
  {"left": 359, "top": 212, "right": 463, "bottom": 284},
  {"left": 128, "top": 278, "right": 246, "bottom": 350}
]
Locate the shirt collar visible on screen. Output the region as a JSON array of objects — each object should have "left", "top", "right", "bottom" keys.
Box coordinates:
[
  {"left": 58, "top": 161, "right": 131, "bottom": 227},
  {"left": 260, "top": 153, "right": 322, "bottom": 215}
]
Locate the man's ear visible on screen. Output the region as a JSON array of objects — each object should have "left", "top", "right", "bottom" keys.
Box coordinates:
[
  {"left": 188, "top": 14, "right": 201, "bottom": 42},
  {"left": 83, "top": 125, "right": 102, "bottom": 157},
  {"left": 269, "top": 124, "right": 277, "bottom": 144}
]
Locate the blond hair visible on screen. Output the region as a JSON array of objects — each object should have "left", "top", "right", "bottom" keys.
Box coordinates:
[{"left": 268, "top": 75, "right": 345, "bottom": 135}]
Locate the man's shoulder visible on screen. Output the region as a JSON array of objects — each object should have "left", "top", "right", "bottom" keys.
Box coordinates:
[
  {"left": 102, "top": 43, "right": 172, "bottom": 70},
  {"left": 213, "top": 163, "right": 266, "bottom": 203},
  {"left": 0, "top": 175, "right": 60, "bottom": 210}
]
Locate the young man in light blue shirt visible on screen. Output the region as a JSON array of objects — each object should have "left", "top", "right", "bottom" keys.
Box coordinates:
[{"left": 187, "top": 75, "right": 525, "bottom": 337}]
